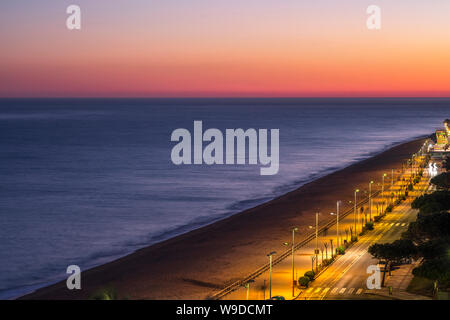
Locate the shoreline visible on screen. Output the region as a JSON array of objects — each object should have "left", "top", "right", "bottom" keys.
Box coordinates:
[{"left": 20, "top": 136, "right": 427, "bottom": 300}]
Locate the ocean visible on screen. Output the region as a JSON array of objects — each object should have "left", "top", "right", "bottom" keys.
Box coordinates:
[{"left": 0, "top": 98, "right": 448, "bottom": 299}]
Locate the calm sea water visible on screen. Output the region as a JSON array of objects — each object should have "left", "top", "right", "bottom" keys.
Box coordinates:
[{"left": 0, "top": 98, "right": 449, "bottom": 298}]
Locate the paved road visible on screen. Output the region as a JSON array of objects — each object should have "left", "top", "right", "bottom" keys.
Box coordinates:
[
  {"left": 223, "top": 161, "right": 431, "bottom": 300},
  {"left": 299, "top": 176, "right": 431, "bottom": 300}
]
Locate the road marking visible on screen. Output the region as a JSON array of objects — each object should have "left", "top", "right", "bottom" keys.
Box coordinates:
[
  {"left": 314, "top": 287, "right": 322, "bottom": 293},
  {"left": 356, "top": 288, "right": 364, "bottom": 295},
  {"left": 395, "top": 223, "right": 400, "bottom": 226},
  {"left": 347, "top": 288, "right": 355, "bottom": 294},
  {"left": 401, "top": 223, "right": 406, "bottom": 226},
  {"left": 312, "top": 192, "right": 423, "bottom": 301},
  {"left": 322, "top": 288, "right": 330, "bottom": 295},
  {"left": 306, "top": 288, "right": 313, "bottom": 293}
]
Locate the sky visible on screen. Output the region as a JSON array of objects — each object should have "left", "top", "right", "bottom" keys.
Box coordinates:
[{"left": 1, "top": 0, "right": 450, "bottom": 97}]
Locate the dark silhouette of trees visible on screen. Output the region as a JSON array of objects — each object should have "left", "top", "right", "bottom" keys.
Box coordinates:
[
  {"left": 402, "top": 212, "right": 450, "bottom": 244},
  {"left": 368, "top": 239, "right": 417, "bottom": 286},
  {"left": 411, "top": 191, "right": 450, "bottom": 217},
  {"left": 430, "top": 172, "right": 450, "bottom": 190},
  {"left": 443, "top": 155, "right": 450, "bottom": 172}
]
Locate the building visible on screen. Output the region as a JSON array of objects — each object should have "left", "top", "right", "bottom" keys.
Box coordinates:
[{"left": 429, "top": 119, "right": 450, "bottom": 158}]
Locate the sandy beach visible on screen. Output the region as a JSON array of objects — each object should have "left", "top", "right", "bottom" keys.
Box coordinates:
[{"left": 21, "top": 137, "right": 426, "bottom": 300}]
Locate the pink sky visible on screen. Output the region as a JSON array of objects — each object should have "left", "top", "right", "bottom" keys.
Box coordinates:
[{"left": 1, "top": 1, "right": 450, "bottom": 97}]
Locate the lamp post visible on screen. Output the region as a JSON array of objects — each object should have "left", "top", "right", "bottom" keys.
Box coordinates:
[
  {"left": 315, "top": 212, "right": 319, "bottom": 270},
  {"left": 391, "top": 169, "right": 394, "bottom": 195},
  {"left": 291, "top": 227, "right": 298, "bottom": 296},
  {"left": 389, "top": 169, "right": 394, "bottom": 205},
  {"left": 369, "top": 181, "right": 374, "bottom": 222},
  {"left": 309, "top": 213, "right": 320, "bottom": 272},
  {"left": 244, "top": 280, "right": 254, "bottom": 300},
  {"left": 382, "top": 173, "right": 387, "bottom": 213},
  {"left": 354, "top": 189, "right": 359, "bottom": 236},
  {"left": 267, "top": 251, "right": 276, "bottom": 299},
  {"left": 331, "top": 200, "right": 341, "bottom": 254}
]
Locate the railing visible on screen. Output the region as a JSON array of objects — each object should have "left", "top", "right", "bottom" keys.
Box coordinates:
[
  {"left": 211, "top": 150, "right": 426, "bottom": 300},
  {"left": 210, "top": 190, "right": 381, "bottom": 300}
]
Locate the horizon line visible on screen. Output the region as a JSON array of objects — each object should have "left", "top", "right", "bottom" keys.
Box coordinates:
[{"left": 2, "top": 96, "right": 450, "bottom": 100}]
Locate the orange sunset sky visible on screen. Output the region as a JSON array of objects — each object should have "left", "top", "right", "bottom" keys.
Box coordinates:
[{"left": 1, "top": 0, "right": 450, "bottom": 97}]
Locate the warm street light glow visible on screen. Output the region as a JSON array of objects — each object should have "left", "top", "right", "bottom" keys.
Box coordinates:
[
  {"left": 382, "top": 173, "right": 387, "bottom": 213},
  {"left": 334, "top": 200, "right": 342, "bottom": 250},
  {"left": 369, "top": 181, "right": 374, "bottom": 222},
  {"left": 354, "top": 189, "right": 359, "bottom": 236},
  {"left": 267, "top": 251, "right": 276, "bottom": 299},
  {"left": 290, "top": 227, "right": 298, "bottom": 297},
  {"left": 243, "top": 279, "right": 255, "bottom": 300}
]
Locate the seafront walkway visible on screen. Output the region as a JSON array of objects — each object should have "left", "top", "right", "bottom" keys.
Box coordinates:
[{"left": 221, "top": 152, "right": 430, "bottom": 300}]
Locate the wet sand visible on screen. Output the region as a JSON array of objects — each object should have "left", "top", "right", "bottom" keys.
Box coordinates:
[{"left": 21, "top": 138, "right": 426, "bottom": 300}]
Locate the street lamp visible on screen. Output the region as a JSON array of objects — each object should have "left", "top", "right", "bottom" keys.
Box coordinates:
[
  {"left": 369, "top": 181, "right": 374, "bottom": 222},
  {"left": 330, "top": 200, "right": 341, "bottom": 253},
  {"left": 291, "top": 227, "right": 298, "bottom": 297},
  {"left": 391, "top": 169, "right": 394, "bottom": 191},
  {"left": 243, "top": 279, "right": 254, "bottom": 300},
  {"left": 309, "top": 213, "right": 320, "bottom": 272},
  {"left": 382, "top": 173, "right": 387, "bottom": 213},
  {"left": 267, "top": 251, "right": 276, "bottom": 299},
  {"left": 354, "top": 189, "right": 359, "bottom": 236}
]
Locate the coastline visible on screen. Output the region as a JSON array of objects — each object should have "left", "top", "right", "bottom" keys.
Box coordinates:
[{"left": 20, "top": 137, "right": 427, "bottom": 300}]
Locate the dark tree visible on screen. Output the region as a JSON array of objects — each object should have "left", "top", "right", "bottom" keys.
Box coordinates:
[
  {"left": 368, "top": 239, "right": 417, "bottom": 286},
  {"left": 430, "top": 172, "right": 450, "bottom": 190},
  {"left": 402, "top": 212, "right": 450, "bottom": 243},
  {"left": 411, "top": 191, "right": 450, "bottom": 216},
  {"left": 412, "top": 258, "right": 450, "bottom": 289},
  {"left": 443, "top": 155, "right": 450, "bottom": 172}
]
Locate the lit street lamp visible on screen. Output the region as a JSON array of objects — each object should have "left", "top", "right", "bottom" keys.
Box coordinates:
[
  {"left": 309, "top": 213, "right": 320, "bottom": 271},
  {"left": 354, "top": 189, "right": 359, "bottom": 236},
  {"left": 290, "top": 227, "right": 298, "bottom": 297},
  {"left": 243, "top": 279, "right": 254, "bottom": 300},
  {"left": 369, "top": 181, "right": 374, "bottom": 222},
  {"left": 330, "top": 200, "right": 341, "bottom": 253},
  {"left": 382, "top": 173, "right": 387, "bottom": 213},
  {"left": 391, "top": 169, "right": 394, "bottom": 198},
  {"left": 267, "top": 251, "right": 276, "bottom": 299}
]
